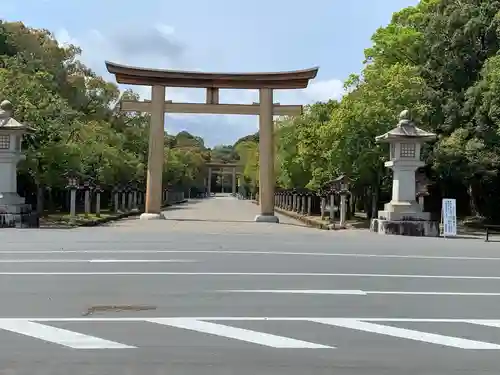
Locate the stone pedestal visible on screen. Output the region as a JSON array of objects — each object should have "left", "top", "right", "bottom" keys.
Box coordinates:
[
  {"left": 140, "top": 212, "right": 165, "bottom": 220},
  {"left": 370, "top": 218, "right": 439, "bottom": 237},
  {"left": 254, "top": 214, "right": 279, "bottom": 223},
  {"left": 0, "top": 193, "right": 37, "bottom": 228},
  {"left": 372, "top": 199, "right": 439, "bottom": 237}
]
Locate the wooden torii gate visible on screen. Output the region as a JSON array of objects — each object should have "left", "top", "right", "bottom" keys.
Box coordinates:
[
  {"left": 105, "top": 61, "right": 318, "bottom": 223},
  {"left": 206, "top": 162, "right": 241, "bottom": 194}
]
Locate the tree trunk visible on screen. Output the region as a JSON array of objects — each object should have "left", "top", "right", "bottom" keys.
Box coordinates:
[
  {"left": 36, "top": 184, "right": 44, "bottom": 215},
  {"left": 364, "top": 186, "right": 372, "bottom": 220},
  {"left": 467, "top": 183, "right": 479, "bottom": 217},
  {"left": 371, "top": 189, "right": 378, "bottom": 219}
]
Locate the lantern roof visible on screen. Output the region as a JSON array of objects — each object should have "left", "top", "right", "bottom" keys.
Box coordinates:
[
  {"left": 375, "top": 109, "right": 436, "bottom": 143},
  {"left": 0, "top": 100, "right": 33, "bottom": 132}
]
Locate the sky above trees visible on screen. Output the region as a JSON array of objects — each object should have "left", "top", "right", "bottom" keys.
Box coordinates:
[{"left": 2, "top": 0, "right": 419, "bottom": 146}]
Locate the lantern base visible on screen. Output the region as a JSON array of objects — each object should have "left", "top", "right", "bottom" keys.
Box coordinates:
[
  {"left": 370, "top": 218, "right": 439, "bottom": 237},
  {"left": 139, "top": 212, "right": 165, "bottom": 220},
  {"left": 0, "top": 202, "right": 38, "bottom": 228},
  {"left": 0, "top": 192, "right": 26, "bottom": 205},
  {"left": 254, "top": 214, "right": 280, "bottom": 223},
  {"left": 378, "top": 201, "right": 431, "bottom": 221}
]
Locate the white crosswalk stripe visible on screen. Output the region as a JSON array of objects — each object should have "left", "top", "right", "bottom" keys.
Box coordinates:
[
  {"left": 147, "top": 318, "right": 332, "bottom": 348},
  {"left": 0, "top": 320, "right": 134, "bottom": 349},
  {"left": 0, "top": 318, "right": 499, "bottom": 350},
  {"left": 309, "top": 318, "right": 500, "bottom": 350}
]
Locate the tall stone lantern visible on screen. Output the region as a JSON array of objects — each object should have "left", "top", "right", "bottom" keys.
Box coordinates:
[
  {"left": 370, "top": 109, "right": 438, "bottom": 237},
  {"left": 0, "top": 100, "right": 36, "bottom": 227}
]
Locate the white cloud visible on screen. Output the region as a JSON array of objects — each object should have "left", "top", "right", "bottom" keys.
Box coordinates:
[
  {"left": 55, "top": 27, "right": 345, "bottom": 146},
  {"left": 155, "top": 24, "right": 175, "bottom": 37}
]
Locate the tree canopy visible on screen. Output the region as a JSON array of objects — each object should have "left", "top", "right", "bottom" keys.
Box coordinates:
[
  {"left": 233, "top": 0, "right": 500, "bottom": 220},
  {"left": 0, "top": 20, "right": 210, "bottom": 211}
]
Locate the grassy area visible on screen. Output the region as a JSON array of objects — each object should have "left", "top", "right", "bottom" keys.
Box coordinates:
[{"left": 40, "top": 210, "right": 115, "bottom": 226}]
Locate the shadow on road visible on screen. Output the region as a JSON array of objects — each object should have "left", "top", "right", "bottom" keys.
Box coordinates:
[
  {"left": 163, "top": 206, "right": 191, "bottom": 211},
  {"left": 163, "top": 217, "right": 306, "bottom": 228}
]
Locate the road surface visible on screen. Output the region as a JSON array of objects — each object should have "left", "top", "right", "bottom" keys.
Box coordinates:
[{"left": 1, "top": 194, "right": 500, "bottom": 374}]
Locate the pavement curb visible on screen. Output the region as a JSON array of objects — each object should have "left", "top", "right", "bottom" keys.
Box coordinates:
[
  {"left": 40, "top": 200, "right": 188, "bottom": 229},
  {"left": 251, "top": 200, "right": 331, "bottom": 230},
  {"left": 275, "top": 206, "right": 331, "bottom": 230}
]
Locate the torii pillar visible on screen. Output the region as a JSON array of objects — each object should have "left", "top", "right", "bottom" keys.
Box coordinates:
[
  {"left": 254, "top": 88, "right": 276, "bottom": 222},
  {"left": 232, "top": 167, "right": 236, "bottom": 194},
  {"left": 142, "top": 85, "right": 166, "bottom": 219},
  {"left": 207, "top": 167, "right": 212, "bottom": 195}
]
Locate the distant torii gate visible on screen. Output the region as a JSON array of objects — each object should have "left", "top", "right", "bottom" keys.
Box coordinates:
[
  {"left": 206, "top": 162, "right": 241, "bottom": 194},
  {"left": 105, "top": 61, "right": 318, "bottom": 223}
]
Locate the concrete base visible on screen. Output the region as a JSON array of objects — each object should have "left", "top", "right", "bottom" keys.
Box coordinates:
[
  {"left": 139, "top": 212, "right": 165, "bottom": 220},
  {"left": 0, "top": 192, "right": 26, "bottom": 206},
  {"left": 0, "top": 202, "right": 38, "bottom": 228},
  {"left": 254, "top": 214, "right": 280, "bottom": 223},
  {"left": 370, "top": 218, "right": 439, "bottom": 237},
  {"left": 378, "top": 201, "right": 431, "bottom": 221}
]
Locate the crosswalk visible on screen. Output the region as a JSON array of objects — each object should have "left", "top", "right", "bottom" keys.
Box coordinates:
[{"left": 0, "top": 317, "right": 500, "bottom": 350}]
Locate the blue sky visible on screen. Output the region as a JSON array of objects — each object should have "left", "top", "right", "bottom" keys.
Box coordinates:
[{"left": 2, "top": 0, "right": 419, "bottom": 147}]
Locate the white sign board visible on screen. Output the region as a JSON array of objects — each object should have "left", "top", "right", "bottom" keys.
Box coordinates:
[{"left": 441, "top": 198, "right": 457, "bottom": 237}]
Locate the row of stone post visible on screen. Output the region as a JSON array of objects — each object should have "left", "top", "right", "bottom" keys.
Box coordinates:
[
  {"left": 66, "top": 176, "right": 148, "bottom": 219},
  {"left": 112, "top": 184, "right": 144, "bottom": 213},
  {"left": 275, "top": 189, "right": 313, "bottom": 217},
  {"left": 162, "top": 189, "right": 184, "bottom": 205},
  {"left": 274, "top": 176, "right": 352, "bottom": 228}
]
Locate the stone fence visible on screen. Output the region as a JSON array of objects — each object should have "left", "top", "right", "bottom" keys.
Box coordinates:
[{"left": 273, "top": 178, "right": 352, "bottom": 228}]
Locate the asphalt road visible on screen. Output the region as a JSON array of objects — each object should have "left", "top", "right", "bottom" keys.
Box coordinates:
[{"left": 1, "top": 195, "right": 500, "bottom": 374}]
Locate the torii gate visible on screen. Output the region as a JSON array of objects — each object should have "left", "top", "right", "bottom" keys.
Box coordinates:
[
  {"left": 206, "top": 162, "right": 241, "bottom": 194},
  {"left": 105, "top": 61, "right": 318, "bottom": 223}
]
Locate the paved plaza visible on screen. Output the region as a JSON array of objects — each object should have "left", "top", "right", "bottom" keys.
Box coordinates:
[{"left": 1, "top": 195, "right": 500, "bottom": 374}]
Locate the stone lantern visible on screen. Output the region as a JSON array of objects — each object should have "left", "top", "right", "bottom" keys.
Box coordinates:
[
  {"left": 0, "top": 100, "right": 36, "bottom": 227},
  {"left": 370, "top": 109, "right": 438, "bottom": 236},
  {"left": 65, "top": 173, "right": 79, "bottom": 218},
  {"left": 332, "top": 175, "right": 351, "bottom": 228}
]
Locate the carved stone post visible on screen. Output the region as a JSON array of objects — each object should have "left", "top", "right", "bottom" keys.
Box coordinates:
[
  {"left": 127, "top": 183, "right": 134, "bottom": 211},
  {"left": 320, "top": 196, "right": 326, "bottom": 220},
  {"left": 329, "top": 193, "right": 335, "bottom": 223},
  {"left": 138, "top": 185, "right": 145, "bottom": 206},
  {"left": 131, "top": 182, "right": 138, "bottom": 210},
  {"left": 121, "top": 185, "right": 127, "bottom": 211},
  {"left": 95, "top": 184, "right": 103, "bottom": 217},
  {"left": 83, "top": 181, "right": 91, "bottom": 216},
  {"left": 112, "top": 186, "right": 120, "bottom": 213},
  {"left": 338, "top": 179, "right": 351, "bottom": 228}
]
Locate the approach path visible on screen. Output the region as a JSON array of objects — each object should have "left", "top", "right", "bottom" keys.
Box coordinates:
[
  {"left": 110, "top": 193, "right": 310, "bottom": 233},
  {"left": 1, "top": 194, "right": 500, "bottom": 375}
]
